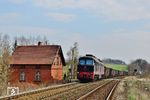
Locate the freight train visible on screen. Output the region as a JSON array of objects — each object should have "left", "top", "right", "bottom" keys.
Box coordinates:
[{"left": 77, "top": 54, "right": 127, "bottom": 82}]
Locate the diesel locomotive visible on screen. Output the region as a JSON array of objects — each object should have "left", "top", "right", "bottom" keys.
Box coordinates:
[{"left": 77, "top": 54, "right": 127, "bottom": 82}]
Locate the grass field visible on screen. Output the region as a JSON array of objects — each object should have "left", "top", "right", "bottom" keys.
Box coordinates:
[
  {"left": 105, "top": 64, "right": 128, "bottom": 71},
  {"left": 113, "top": 76, "right": 150, "bottom": 100}
]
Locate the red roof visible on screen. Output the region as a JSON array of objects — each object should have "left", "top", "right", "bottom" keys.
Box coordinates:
[{"left": 10, "top": 45, "right": 65, "bottom": 65}]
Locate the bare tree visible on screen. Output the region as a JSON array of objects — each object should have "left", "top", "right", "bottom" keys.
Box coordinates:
[
  {"left": 128, "top": 59, "right": 149, "bottom": 75},
  {"left": 16, "top": 36, "right": 31, "bottom": 45},
  {"left": 42, "top": 36, "right": 49, "bottom": 45},
  {"left": 0, "top": 34, "right": 11, "bottom": 96},
  {"left": 15, "top": 35, "right": 49, "bottom": 46},
  {"left": 67, "top": 42, "right": 79, "bottom": 79},
  {"left": 12, "top": 39, "right": 17, "bottom": 52}
]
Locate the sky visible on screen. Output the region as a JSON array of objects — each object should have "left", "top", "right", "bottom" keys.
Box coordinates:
[{"left": 0, "top": 0, "right": 150, "bottom": 64}]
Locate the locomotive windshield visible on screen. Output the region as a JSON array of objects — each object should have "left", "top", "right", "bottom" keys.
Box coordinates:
[
  {"left": 79, "top": 59, "right": 85, "bottom": 65},
  {"left": 86, "top": 59, "right": 93, "bottom": 65},
  {"left": 79, "top": 58, "right": 94, "bottom": 65}
]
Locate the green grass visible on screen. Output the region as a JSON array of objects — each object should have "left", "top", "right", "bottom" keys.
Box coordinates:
[
  {"left": 126, "top": 80, "right": 150, "bottom": 100},
  {"left": 104, "top": 64, "right": 128, "bottom": 71}
]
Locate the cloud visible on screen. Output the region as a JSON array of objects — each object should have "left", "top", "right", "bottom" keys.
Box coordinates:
[
  {"left": 96, "top": 0, "right": 150, "bottom": 21},
  {"left": 84, "top": 31, "right": 150, "bottom": 63},
  {"left": 1, "top": 24, "right": 150, "bottom": 63},
  {"left": 34, "top": 0, "right": 78, "bottom": 9},
  {"left": 143, "top": 23, "right": 150, "bottom": 30},
  {"left": 58, "top": 31, "right": 150, "bottom": 63},
  {"left": 33, "top": 0, "right": 150, "bottom": 21},
  {"left": 46, "top": 12, "right": 75, "bottom": 22}
]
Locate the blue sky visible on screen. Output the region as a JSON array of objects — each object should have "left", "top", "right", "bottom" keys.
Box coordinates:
[{"left": 1, "top": 0, "right": 150, "bottom": 63}]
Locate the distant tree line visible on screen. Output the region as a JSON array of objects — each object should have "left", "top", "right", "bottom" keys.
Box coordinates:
[
  {"left": 128, "top": 59, "right": 150, "bottom": 75},
  {"left": 14, "top": 35, "right": 49, "bottom": 46},
  {"left": 102, "top": 58, "right": 150, "bottom": 76},
  {"left": 102, "top": 58, "right": 126, "bottom": 65}
]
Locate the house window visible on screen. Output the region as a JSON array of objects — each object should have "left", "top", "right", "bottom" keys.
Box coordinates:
[
  {"left": 19, "top": 71, "right": 25, "bottom": 81},
  {"left": 35, "top": 71, "right": 41, "bottom": 81}
]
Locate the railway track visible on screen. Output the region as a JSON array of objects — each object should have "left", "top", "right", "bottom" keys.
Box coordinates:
[
  {"left": 0, "top": 82, "right": 78, "bottom": 100},
  {"left": 0, "top": 79, "right": 119, "bottom": 100},
  {"left": 46, "top": 80, "right": 110, "bottom": 100},
  {"left": 78, "top": 80, "right": 120, "bottom": 100}
]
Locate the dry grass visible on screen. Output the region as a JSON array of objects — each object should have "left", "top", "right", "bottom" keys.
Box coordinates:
[
  {"left": 127, "top": 80, "right": 150, "bottom": 100},
  {"left": 112, "top": 81, "right": 127, "bottom": 100},
  {"left": 8, "top": 81, "right": 63, "bottom": 93},
  {"left": 0, "top": 83, "right": 8, "bottom": 96},
  {"left": 113, "top": 76, "right": 150, "bottom": 100},
  {"left": 0, "top": 80, "right": 63, "bottom": 97}
]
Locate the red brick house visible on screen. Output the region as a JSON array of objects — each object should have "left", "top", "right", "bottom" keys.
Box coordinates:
[{"left": 10, "top": 43, "right": 65, "bottom": 85}]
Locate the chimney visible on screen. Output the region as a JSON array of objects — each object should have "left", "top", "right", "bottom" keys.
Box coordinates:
[{"left": 38, "top": 41, "right": 42, "bottom": 46}]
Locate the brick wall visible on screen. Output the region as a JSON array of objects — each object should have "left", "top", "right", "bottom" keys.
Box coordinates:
[
  {"left": 51, "top": 55, "right": 63, "bottom": 81},
  {"left": 10, "top": 65, "right": 53, "bottom": 84}
]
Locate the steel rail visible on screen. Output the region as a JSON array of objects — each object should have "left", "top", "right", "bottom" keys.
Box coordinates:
[
  {"left": 106, "top": 80, "right": 120, "bottom": 100},
  {"left": 77, "top": 80, "right": 114, "bottom": 100},
  {"left": 0, "top": 82, "right": 78, "bottom": 100}
]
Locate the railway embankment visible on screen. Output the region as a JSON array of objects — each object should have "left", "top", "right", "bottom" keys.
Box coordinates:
[
  {"left": 112, "top": 76, "right": 150, "bottom": 100},
  {"left": 1, "top": 76, "right": 149, "bottom": 100},
  {"left": 0, "top": 79, "right": 119, "bottom": 100}
]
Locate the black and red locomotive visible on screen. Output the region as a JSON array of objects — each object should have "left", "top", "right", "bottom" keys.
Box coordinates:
[
  {"left": 77, "top": 54, "right": 127, "bottom": 82},
  {"left": 77, "top": 54, "right": 104, "bottom": 81}
]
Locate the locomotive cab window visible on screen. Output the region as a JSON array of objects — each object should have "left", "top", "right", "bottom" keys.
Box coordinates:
[
  {"left": 86, "top": 59, "right": 93, "bottom": 65},
  {"left": 79, "top": 59, "right": 85, "bottom": 65}
]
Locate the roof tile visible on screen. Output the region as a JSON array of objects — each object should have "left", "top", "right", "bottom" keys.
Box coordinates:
[{"left": 10, "top": 45, "right": 64, "bottom": 65}]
